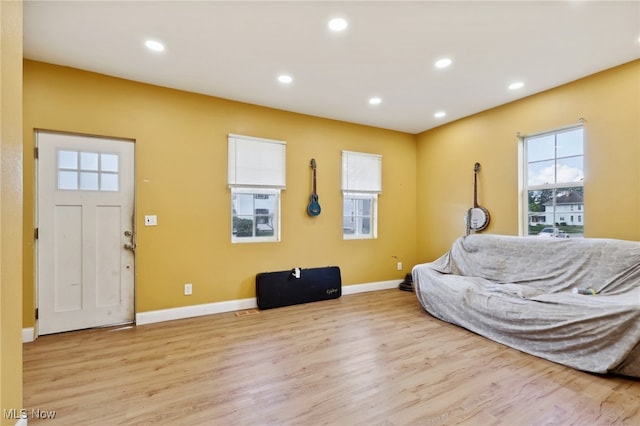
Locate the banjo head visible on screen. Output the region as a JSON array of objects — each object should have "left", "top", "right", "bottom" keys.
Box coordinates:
[{"left": 465, "top": 207, "right": 490, "bottom": 231}]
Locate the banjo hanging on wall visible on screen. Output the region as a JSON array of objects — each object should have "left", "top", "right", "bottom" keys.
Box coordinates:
[{"left": 465, "top": 162, "right": 490, "bottom": 233}]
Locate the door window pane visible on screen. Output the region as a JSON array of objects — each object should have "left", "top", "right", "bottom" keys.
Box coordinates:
[
  {"left": 80, "top": 172, "right": 99, "bottom": 190},
  {"left": 101, "top": 154, "right": 119, "bottom": 172},
  {"left": 101, "top": 173, "right": 119, "bottom": 191},
  {"left": 58, "top": 171, "right": 78, "bottom": 190},
  {"left": 58, "top": 150, "right": 78, "bottom": 169},
  {"left": 80, "top": 152, "right": 99, "bottom": 171}
]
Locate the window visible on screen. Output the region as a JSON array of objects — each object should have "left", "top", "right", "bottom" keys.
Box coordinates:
[
  {"left": 522, "top": 125, "right": 584, "bottom": 237},
  {"left": 228, "top": 134, "right": 286, "bottom": 243},
  {"left": 232, "top": 189, "right": 279, "bottom": 239},
  {"left": 57, "top": 150, "right": 119, "bottom": 191},
  {"left": 342, "top": 151, "right": 382, "bottom": 239},
  {"left": 343, "top": 194, "right": 375, "bottom": 237}
]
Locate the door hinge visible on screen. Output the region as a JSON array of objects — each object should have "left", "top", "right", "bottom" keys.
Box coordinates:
[
  {"left": 34, "top": 147, "right": 39, "bottom": 159},
  {"left": 34, "top": 227, "right": 39, "bottom": 239},
  {"left": 35, "top": 308, "right": 39, "bottom": 320}
]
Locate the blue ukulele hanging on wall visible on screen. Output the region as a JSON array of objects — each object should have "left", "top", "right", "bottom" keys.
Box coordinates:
[{"left": 307, "top": 158, "right": 321, "bottom": 216}]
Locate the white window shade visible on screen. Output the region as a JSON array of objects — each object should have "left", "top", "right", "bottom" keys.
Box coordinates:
[
  {"left": 342, "top": 150, "right": 382, "bottom": 193},
  {"left": 228, "top": 134, "right": 286, "bottom": 188}
]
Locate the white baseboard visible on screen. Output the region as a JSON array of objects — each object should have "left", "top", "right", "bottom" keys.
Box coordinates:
[
  {"left": 342, "top": 279, "right": 399, "bottom": 295},
  {"left": 22, "top": 327, "right": 35, "bottom": 343},
  {"left": 136, "top": 297, "right": 257, "bottom": 325},
  {"left": 136, "top": 279, "right": 400, "bottom": 326}
]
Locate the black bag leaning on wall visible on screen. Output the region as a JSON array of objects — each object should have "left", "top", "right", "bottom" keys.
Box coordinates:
[{"left": 256, "top": 266, "right": 341, "bottom": 310}]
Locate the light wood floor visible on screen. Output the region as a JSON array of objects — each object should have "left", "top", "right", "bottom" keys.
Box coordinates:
[{"left": 24, "top": 289, "right": 639, "bottom": 425}]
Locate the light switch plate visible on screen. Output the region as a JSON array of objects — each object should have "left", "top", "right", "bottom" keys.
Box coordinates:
[{"left": 144, "top": 215, "right": 157, "bottom": 226}]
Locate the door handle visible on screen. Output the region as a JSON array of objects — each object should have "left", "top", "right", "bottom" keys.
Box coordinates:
[{"left": 124, "top": 230, "right": 135, "bottom": 252}]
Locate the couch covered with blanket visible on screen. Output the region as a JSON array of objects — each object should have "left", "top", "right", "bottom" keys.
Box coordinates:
[{"left": 412, "top": 234, "right": 640, "bottom": 377}]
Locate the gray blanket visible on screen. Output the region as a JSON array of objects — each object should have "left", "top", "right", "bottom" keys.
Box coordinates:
[{"left": 412, "top": 234, "right": 640, "bottom": 377}]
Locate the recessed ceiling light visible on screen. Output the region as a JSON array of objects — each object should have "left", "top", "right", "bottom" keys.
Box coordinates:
[
  {"left": 509, "top": 81, "right": 525, "bottom": 90},
  {"left": 145, "top": 40, "right": 165, "bottom": 52},
  {"left": 328, "top": 18, "right": 348, "bottom": 32},
  {"left": 278, "top": 75, "right": 293, "bottom": 84},
  {"left": 435, "top": 58, "right": 452, "bottom": 69},
  {"left": 434, "top": 111, "right": 446, "bottom": 118},
  {"left": 369, "top": 97, "right": 382, "bottom": 105}
]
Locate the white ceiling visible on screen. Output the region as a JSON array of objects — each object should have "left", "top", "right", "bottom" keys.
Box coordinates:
[{"left": 23, "top": 1, "right": 640, "bottom": 134}]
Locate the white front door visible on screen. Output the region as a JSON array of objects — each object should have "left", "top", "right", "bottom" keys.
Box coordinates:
[{"left": 37, "top": 131, "right": 135, "bottom": 335}]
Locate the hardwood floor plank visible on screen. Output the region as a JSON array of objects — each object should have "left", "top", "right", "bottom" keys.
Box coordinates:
[{"left": 23, "top": 290, "right": 639, "bottom": 425}]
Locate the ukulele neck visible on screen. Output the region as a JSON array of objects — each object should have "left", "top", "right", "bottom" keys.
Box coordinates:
[
  {"left": 313, "top": 168, "right": 317, "bottom": 194},
  {"left": 311, "top": 159, "right": 317, "bottom": 195}
]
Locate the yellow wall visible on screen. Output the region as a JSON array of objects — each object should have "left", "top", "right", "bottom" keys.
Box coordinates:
[
  {"left": 22, "top": 61, "right": 417, "bottom": 325},
  {"left": 1, "top": 0, "right": 23, "bottom": 423},
  {"left": 416, "top": 60, "right": 640, "bottom": 262},
  {"left": 22, "top": 58, "right": 640, "bottom": 330}
]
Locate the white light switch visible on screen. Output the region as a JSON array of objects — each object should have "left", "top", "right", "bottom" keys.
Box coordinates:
[{"left": 144, "top": 215, "right": 157, "bottom": 226}]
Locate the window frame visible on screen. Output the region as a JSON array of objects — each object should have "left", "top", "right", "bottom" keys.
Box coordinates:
[
  {"left": 228, "top": 134, "right": 286, "bottom": 244},
  {"left": 231, "top": 187, "right": 281, "bottom": 244},
  {"left": 519, "top": 123, "right": 584, "bottom": 237},
  {"left": 341, "top": 150, "right": 382, "bottom": 240}
]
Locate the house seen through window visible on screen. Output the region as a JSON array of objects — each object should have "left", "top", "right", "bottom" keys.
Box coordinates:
[
  {"left": 232, "top": 190, "right": 277, "bottom": 239},
  {"left": 523, "top": 125, "right": 584, "bottom": 238}
]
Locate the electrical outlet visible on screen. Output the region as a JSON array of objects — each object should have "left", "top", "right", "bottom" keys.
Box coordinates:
[
  {"left": 144, "top": 215, "right": 157, "bottom": 226},
  {"left": 397, "top": 262, "right": 403, "bottom": 271},
  {"left": 184, "top": 283, "right": 192, "bottom": 295}
]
